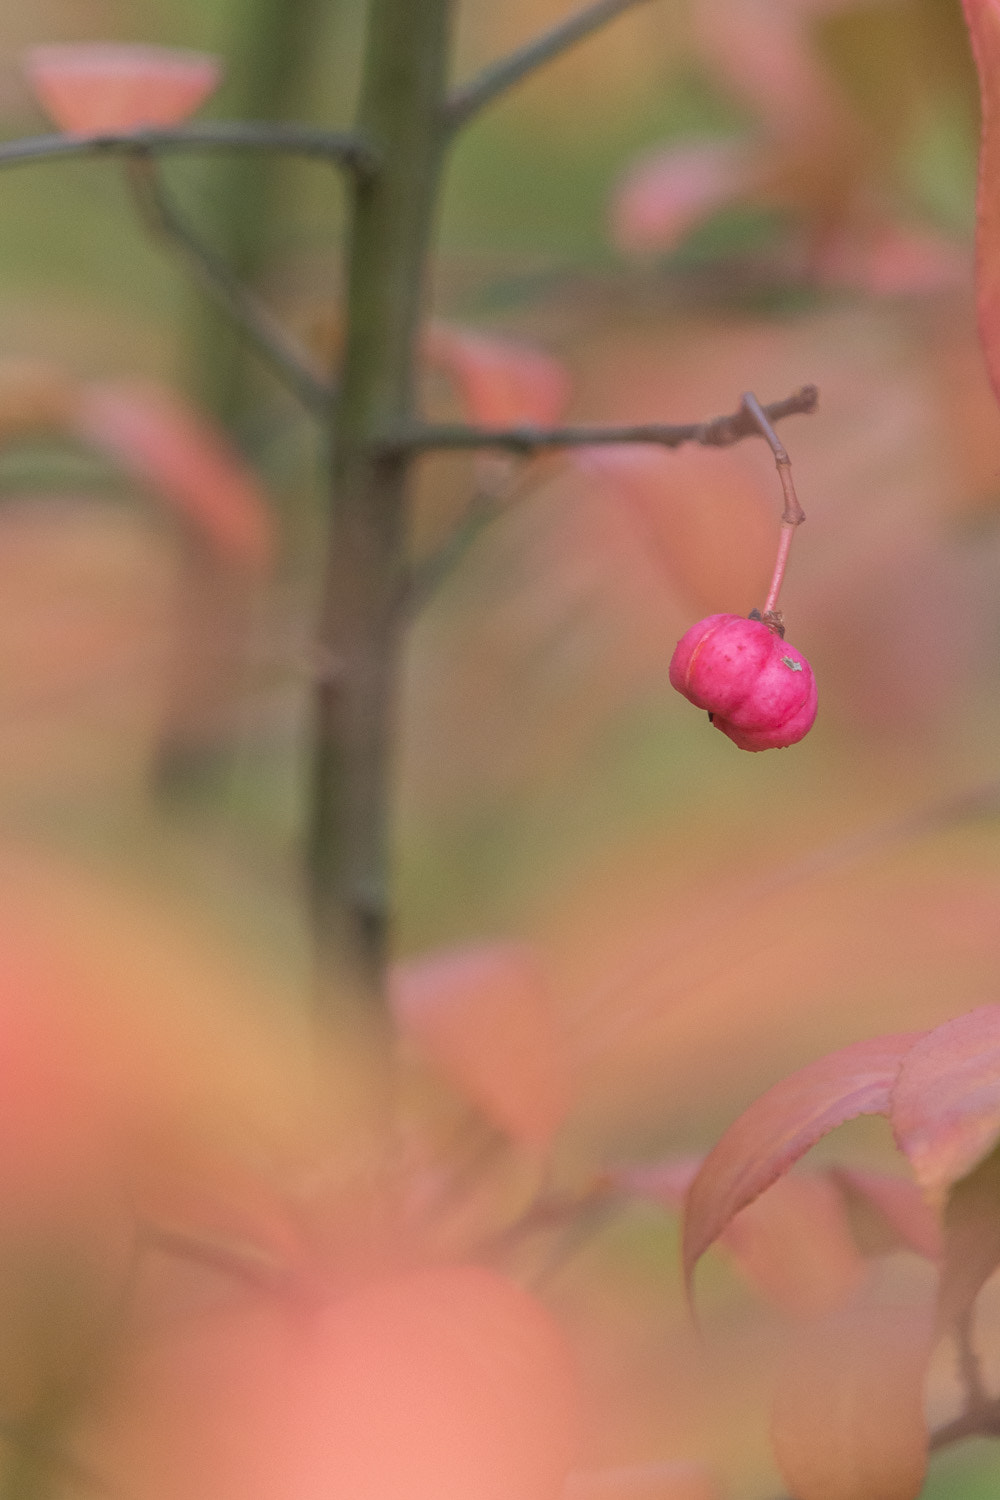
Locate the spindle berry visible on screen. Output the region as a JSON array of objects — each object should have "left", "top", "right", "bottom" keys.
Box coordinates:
[{"left": 669, "top": 613, "right": 816, "bottom": 750}]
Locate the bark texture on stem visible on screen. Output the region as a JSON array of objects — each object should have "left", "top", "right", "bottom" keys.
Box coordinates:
[{"left": 309, "top": 0, "right": 454, "bottom": 1015}]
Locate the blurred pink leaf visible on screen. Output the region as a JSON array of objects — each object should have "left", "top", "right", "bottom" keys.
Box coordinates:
[
  {"left": 890, "top": 1003, "right": 1000, "bottom": 1198},
  {"left": 683, "top": 1032, "right": 923, "bottom": 1292},
  {"left": 690, "top": 0, "right": 858, "bottom": 144},
  {"left": 815, "top": 223, "right": 968, "bottom": 297},
  {"left": 614, "top": 1159, "right": 864, "bottom": 1318},
  {"left": 424, "top": 324, "right": 571, "bottom": 428},
  {"left": 826, "top": 1166, "right": 942, "bottom": 1263},
  {"left": 73, "top": 379, "right": 273, "bottom": 572},
  {"left": 963, "top": 0, "right": 1000, "bottom": 404},
  {"left": 718, "top": 1172, "right": 865, "bottom": 1319},
  {"left": 771, "top": 1275, "right": 932, "bottom": 1500},
  {"left": 23, "top": 44, "right": 221, "bottom": 134},
  {"left": 390, "top": 943, "right": 573, "bottom": 1152},
  {"left": 609, "top": 139, "right": 753, "bottom": 256}
]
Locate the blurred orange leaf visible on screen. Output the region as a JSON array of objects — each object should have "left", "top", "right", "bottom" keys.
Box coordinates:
[
  {"left": 718, "top": 1172, "right": 865, "bottom": 1319},
  {"left": 683, "top": 1032, "right": 924, "bottom": 1292},
  {"left": 771, "top": 1276, "right": 932, "bottom": 1500},
  {"left": 390, "top": 943, "right": 573, "bottom": 1152},
  {"left": 94, "top": 1264, "right": 580, "bottom": 1500},
  {"left": 23, "top": 44, "right": 221, "bottom": 134},
  {"left": 73, "top": 379, "right": 274, "bottom": 572},
  {"left": 573, "top": 442, "right": 775, "bottom": 617},
  {"left": 890, "top": 1003, "right": 1000, "bottom": 1199},
  {"left": 424, "top": 325, "right": 571, "bottom": 428}
]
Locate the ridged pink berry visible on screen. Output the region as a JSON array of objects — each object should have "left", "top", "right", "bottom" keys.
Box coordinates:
[{"left": 669, "top": 613, "right": 816, "bottom": 750}]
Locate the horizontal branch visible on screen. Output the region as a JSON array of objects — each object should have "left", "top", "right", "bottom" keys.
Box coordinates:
[
  {"left": 126, "top": 154, "right": 333, "bottom": 411},
  {"left": 386, "top": 384, "right": 818, "bottom": 455},
  {"left": 0, "top": 121, "right": 378, "bottom": 175},
  {"left": 446, "top": 0, "right": 658, "bottom": 129}
]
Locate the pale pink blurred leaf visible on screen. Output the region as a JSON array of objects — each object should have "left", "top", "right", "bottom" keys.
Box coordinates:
[
  {"left": 890, "top": 1004, "right": 1000, "bottom": 1198},
  {"left": 815, "top": 223, "right": 968, "bottom": 298},
  {"left": 609, "top": 139, "right": 753, "bottom": 256},
  {"left": 963, "top": 0, "right": 1000, "bottom": 406},
  {"left": 23, "top": 44, "right": 221, "bottom": 135},
  {"left": 424, "top": 324, "right": 571, "bottom": 428},
  {"left": 719, "top": 1172, "right": 865, "bottom": 1319},
  {"left": 771, "top": 1277, "right": 932, "bottom": 1500},
  {"left": 73, "top": 380, "right": 273, "bottom": 571},
  {"left": 691, "top": 0, "right": 856, "bottom": 143},
  {"left": 683, "top": 1032, "right": 923, "bottom": 1291},
  {"left": 390, "top": 943, "right": 573, "bottom": 1151},
  {"left": 616, "top": 1160, "right": 865, "bottom": 1317},
  {"left": 826, "top": 1166, "right": 942, "bottom": 1262}
]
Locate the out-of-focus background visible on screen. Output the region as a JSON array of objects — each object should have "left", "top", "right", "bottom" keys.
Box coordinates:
[{"left": 1, "top": 0, "right": 1000, "bottom": 1495}]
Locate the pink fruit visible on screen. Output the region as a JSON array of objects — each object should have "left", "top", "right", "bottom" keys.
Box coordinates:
[{"left": 669, "top": 613, "right": 816, "bottom": 750}]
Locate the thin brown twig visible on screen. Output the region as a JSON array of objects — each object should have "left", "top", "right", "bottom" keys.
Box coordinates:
[
  {"left": 137, "top": 1221, "right": 295, "bottom": 1296},
  {"left": 383, "top": 384, "right": 819, "bottom": 455},
  {"left": 445, "top": 0, "right": 659, "bottom": 129},
  {"left": 740, "top": 391, "right": 806, "bottom": 527},
  {"left": 124, "top": 152, "right": 333, "bottom": 410}
]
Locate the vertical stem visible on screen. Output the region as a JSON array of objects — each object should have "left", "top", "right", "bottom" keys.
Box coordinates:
[
  {"left": 156, "top": 0, "right": 328, "bottom": 802},
  {"left": 308, "top": 0, "right": 454, "bottom": 1020},
  {"left": 190, "top": 0, "right": 329, "bottom": 428},
  {"left": 742, "top": 390, "right": 806, "bottom": 622},
  {"left": 763, "top": 523, "right": 796, "bottom": 615}
]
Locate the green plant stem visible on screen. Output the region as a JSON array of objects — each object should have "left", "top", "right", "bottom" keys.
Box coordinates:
[
  {"left": 308, "top": 0, "right": 454, "bottom": 1018},
  {"left": 190, "top": 0, "right": 332, "bottom": 427},
  {"left": 445, "top": 0, "right": 659, "bottom": 129}
]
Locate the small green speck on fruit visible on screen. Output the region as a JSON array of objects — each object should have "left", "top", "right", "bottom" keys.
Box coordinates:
[{"left": 781, "top": 656, "right": 802, "bottom": 671}]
